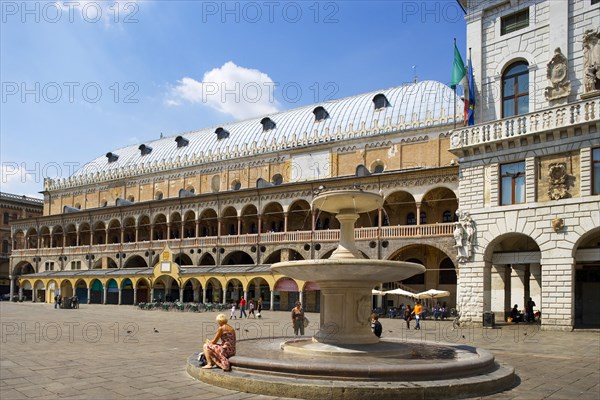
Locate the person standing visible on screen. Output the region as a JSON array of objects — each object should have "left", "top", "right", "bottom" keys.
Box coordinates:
[
  {"left": 526, "top": 297, "right": 536, "bottom": 322},
  {"left": 412, "top": 301, "right": 423, "bottom": 330},
  {"left": 257, "top": 296, "right": 263, "bottom": 317},
  {"left": 404, "top": 304, "right": 412, "bottom": 329},
  {"left": 371, "top": 313, "right": 382, "bottom": 338},
  {"left": 291, "top": 301, "right": 305, "bottom": 336},
  {"left": 239, "top": 297, "right": 247, "bottom": 318},
  {"left": 54, "top": 294, "right": 60, "bottom": 309}
]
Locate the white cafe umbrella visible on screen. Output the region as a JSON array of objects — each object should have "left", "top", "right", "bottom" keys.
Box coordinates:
[
  {"left": 414, "top": 289, "right": 451, "bottom": 300},
  {"left": 371, "top": 289, "right": 385, "bottom": 295},
  {"left": 384, "top": 288, "right": 415, "bottom": 297}
]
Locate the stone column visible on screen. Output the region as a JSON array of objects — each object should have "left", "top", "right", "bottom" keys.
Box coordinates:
[
  {"left": 150, "top": 288, "right": 154, "bottom": 302},
  {"left": 222, "top": 287, "right": 227, "bottom": 304},
  {"left": 195, "top": 220, "right": 200, "bottom": 237},
  {"left": 193, "top": 287, "right": 200, "bottom": 302},
  {"left": 270, "top": 291, "right": 275, "bottom": 311},
  {"left": 510, "top": 265, "right": 527, "bottom": 309},
  {"left": 103, "top": 285, "right": 108, "bottom": 304},
  {"left": 18, "top": 287, "right": 23, "bottom": 301},
  {"left": 120, "top": 228, "right": 124, "bottom": 244},
  {"left": 283, "top": 212, "right": 288, "bottom": 232},
  {"left": 133, "top": 288, "right": 137, "bottom": 305},
  {"left": 416, "top": 203, "right": 421, "bottom": 226},
  {"left": 87, "top": 287, "right": 91, "bottom": 304},
  {"left": 9, "top": 276, "right": 14, "bottom": 301},
  {"left": 299, "top": 290, "right": 303, "bottom": 305},
  {"left": 166, "top": 223, "right": 171, "bottom": 240},
  {"left": 529, "top": 263, "right": 541, "bottom": 312},
  {"left": 491, "top": 264, "right": 509, "bottom": 320},
  {"left": 237, "top": 217, "right": 241, "bottom": 235},
  {"left": 243, "top": 290, "right": 248, "bottom": 302},
  {"left": 202, "top": 287, "right": 207, "bottom": 304},
  {"left": 179, "top": 288, "right": 184, "bottom": 302},
  {"left": 118, "top": 288, "right": 122, "bottom": 305},
  {"left": 135, "top": 226, "right": 139, "bottom": 242}
]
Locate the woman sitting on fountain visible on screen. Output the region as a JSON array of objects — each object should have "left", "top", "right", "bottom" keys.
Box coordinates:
[
  {"left": 202, "top": 313, "right": 236, "bottom": 371},
  {"left": 291, "top": 301, "right": 305, "bottom": 336}
]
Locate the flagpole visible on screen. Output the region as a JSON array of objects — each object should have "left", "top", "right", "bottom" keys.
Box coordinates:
[{"left": 453, "top": 38, "right": 457, "bottom": 129}]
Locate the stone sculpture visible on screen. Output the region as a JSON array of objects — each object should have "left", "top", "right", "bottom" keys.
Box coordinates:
[
  {"left": 545, "top": 48, "right": 571, "bottom": 100},
  {"left": 583, "top": 28, "right": 600, "bottom": 95},
  {"left": 454, "top": 209, "right": 475, "bottom": 263}
]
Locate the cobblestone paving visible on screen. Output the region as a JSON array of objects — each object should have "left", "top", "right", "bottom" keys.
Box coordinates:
[{"left": 1, "top": 302, "right": 598, "bottom": 399}]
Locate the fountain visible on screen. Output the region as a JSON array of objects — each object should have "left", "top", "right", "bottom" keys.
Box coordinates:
[{"left": 187, "top": 189, "right": 515, "bottom": 399}]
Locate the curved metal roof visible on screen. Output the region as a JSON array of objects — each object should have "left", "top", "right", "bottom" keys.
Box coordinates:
[{"left": 59, "top": 80, "right": 460, "bottom": 187}]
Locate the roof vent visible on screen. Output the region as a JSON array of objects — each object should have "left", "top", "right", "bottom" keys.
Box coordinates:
[
  {"left": 260, "top": 117, "right": 276, "bottom": 132},
  {"left": 215, "top": 127, "right": 230, "bottom": 140},
  {"left": 116, "top": 198, "right": 134, "bottom": 206},
  {"left": 373, "top": 93, "right": 390, "bottom": 110},
  {"left": 175, "top": 136, "right": 189, "bottom": 147},
  {"left": 106, "top": 152, "right": 119, "bottom": 163},
  {"left": 313, "top": 106, "right": 329, "bottom": 122},
  {"left": 63, "top": 205, "right": 82, "bottom": 213},
  {"left": 138, "top": 144, "right": 153, "bottom": 156}
]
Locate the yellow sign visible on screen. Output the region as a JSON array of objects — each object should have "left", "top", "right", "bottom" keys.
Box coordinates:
[{"left": 161, "top": 245, "right": 172, "bottom": 261}]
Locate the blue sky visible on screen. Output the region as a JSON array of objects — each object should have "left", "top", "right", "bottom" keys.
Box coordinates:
[{"left": 1, "top": 1, "right": 466, "bottom": 197}]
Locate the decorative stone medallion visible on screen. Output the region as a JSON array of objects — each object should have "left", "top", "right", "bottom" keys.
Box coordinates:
[
  {"left": 551, "top": 217, "right": 565, "bottom": 232},
  {"left": 545, "top": 48, "right": 571, "bottom": 100},
  {"left": 548, "top": 162, "right": 569, "bottom": 200}
]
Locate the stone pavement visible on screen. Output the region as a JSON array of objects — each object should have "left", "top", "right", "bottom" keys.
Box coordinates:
[{"left": 0, "top": 302, "right": 598, "bottom": 400}]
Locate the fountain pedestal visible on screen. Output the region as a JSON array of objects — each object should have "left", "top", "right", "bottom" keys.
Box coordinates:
[{"left": 272, "top": 189, "right": 425, "bottom": 345}]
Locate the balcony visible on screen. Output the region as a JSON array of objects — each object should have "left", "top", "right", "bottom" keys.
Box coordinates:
[
  {"left": 10, "top": 223, "right": 455, "bottom": 258},
  {"left": 449, "top": 97, "right": 599, "bottom": 151}
]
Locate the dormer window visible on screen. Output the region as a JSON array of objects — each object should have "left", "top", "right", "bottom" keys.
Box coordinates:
[
  {"left": 139, "top": 144, "right": 153, "bottom": 156},
  {"left": 106, "top": 152, "right": 119, "bottom": 163},
  {"left": 175, "top": 136, "right": 189, "bottom": 147},
  {"left": 373, "top": 94, "right": 390, "bottom": 110},
  {"left": 261, "top": 117, "right": 276, "bottom": 132},
  {"left": 215, "top": 127, "right": 230, "bottom": 140},
  {"left": 313, "top": 106, "right": 329, "bottom": 122}
]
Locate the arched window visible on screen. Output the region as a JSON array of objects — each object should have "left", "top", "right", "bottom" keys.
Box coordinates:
[
  {"left": 271, "top": 174, "right": 283, "bottom": 186},
  {"left": 155, "top": 191, "right": 163, "bottom": 201},
  {"left": 502, "top": 61, "right": 529, "bottom": 118},
  {"left": 406, "top": 213, "right": 416, "bottom": 225},
  {"left": 231, "top": 180, "right": 241, "bottom": 191},
  {"left": 420, "top": 211, "right": 427, "bottom": 224},
  {"left": 442, "top": 210, "right": 453, "bottom": 223}
]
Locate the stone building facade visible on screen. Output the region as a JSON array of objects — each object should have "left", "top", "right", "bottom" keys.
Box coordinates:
[
  {"left": 451, "top": 0, "right": 600, "bottom": 329},
  {"left": 0, "top": 193, "right": 43, "bottom": 296},
  {"left": 9, "top": 81, "right": 463, "bottom": 312}
]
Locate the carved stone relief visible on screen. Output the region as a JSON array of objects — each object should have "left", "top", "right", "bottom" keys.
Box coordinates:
[
  {"left": 454, "top": 209, "right": 475, "bottom": 263},
  {"left": 582, "top": 28, "right": 600, "bottom": 96},
  {"left": 547, "top": 162, "right": 569, "bottom": 200},
  {"left": 545, "top": 48, "right": 571, "bottom": 100}
]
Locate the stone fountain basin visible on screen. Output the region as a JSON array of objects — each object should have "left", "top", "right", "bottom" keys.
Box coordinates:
[
  {"left": 272, "top": 259, "right": 425, "bottom": 283},
  {"left": 312, "top": 189, "right": 383, "bottom": 214}
]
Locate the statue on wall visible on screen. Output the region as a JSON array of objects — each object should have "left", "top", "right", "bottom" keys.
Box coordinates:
[
  {"left": 582, "top": 28, "right": 600, "bottom": 95},
  {"left": 548, "top": 162, "right": 569, "bottom": 200},
  {"left": 454, "top": 210, "right": 475, "bottom": 263},
  {"left": 545, "top": 48, "right": 571, "bottom": 100}
]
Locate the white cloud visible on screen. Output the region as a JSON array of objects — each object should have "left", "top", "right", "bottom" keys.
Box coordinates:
[
  {"left": 0, "top": 163, "right": 44, "bottom": 198},
  {"left": 167, "top": 61, "right": 280, "bottom": 120}
]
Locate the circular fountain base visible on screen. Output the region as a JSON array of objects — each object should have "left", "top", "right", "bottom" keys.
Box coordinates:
[{"left": 187, "top": 337, "right": 516, "bottom": 400}]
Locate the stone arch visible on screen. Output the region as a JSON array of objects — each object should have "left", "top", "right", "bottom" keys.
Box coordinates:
[
  {"left": 136, "top": 277, "right": 150, "bottom": 303},
  {"left": 51, "top": 225, "right": 63, "bottom": 248},
  {"left": 65, "top": 223, "right": 77, "bottom": 246},
  {"left": 221, "top": 206, "right": 238, "bottom": 235},
  {"left": 60, "top": 279, "right": 74, "bottom": 298},
  {"left": 107, "top": 219, "right": 121, "bottom": 244},
  {"left": 106, "top": 278, "right": 119, "bottom": 304},
  {"left": 153, "top": 213, "right": 167, "bottom": 240},
  {"left": 205, "top": 278, "right": 223, "bottom": 303},
  {"left": 170, "top": 211, "right": 182, "bottom": 239},
  {"left": 92, "top": 221, "right": 106, "bottom": 245},
  {"left": 33, "top": 280, "right": 46, "bottom": 302},
  {"left": 383, "top": 191, "right": 417, "bottom": 226},
  {"left": 39, "top": 226, "right": 51, "bottom": 248},
  {"left": 247, "top": 277, "right": 271, "bottom": 307},
  {"left": 89, "top": 279, "right": 104, "bottom": 304},
  {"left": 174, "top": 253, "right": 193, "bottom": 266},
  {"left": 199, "top": 208, "right": 218, "bottom": 237},
  {"left": 154, "top": 275, "right": 179, "bottom": 302},
  {"left": 226, "top": 278, "right": 244, "bottom": 304},
  {"left": 183, "top": 210, "right": 196, "bottom": 238},
  {"left": 199, "top": 253, "right": 216, "bottom": 266},
  {"left": 74, "top": 279, "right": 88, "bottom": 303},
  {"left": 222, "top": 251, "right": 254, "bottom": 265},
  {"left": 123, "top": 217, "right": 136, "bottom": 243},
  {"left": 262, "top": 202, "right": 284, "bottom": 233},
  {"left": 121, "top": 278, "right": 134, "bottom": 305},
  {"left": 263, "top": 248, "right": 304, "bottom": 264},
  {"left": 78, "top": 222, "right": 91, "bottom": 246},
  {"left": 273, "top": 277, "right": 300, "bottom": 311},
  {"left": 123, "top": 255, "right": 147, "bottom": 269},
  {"left": 182, "top": 277, "right": 202, "bottom": 302},
  {"left": 420, "top": 187, "right": 459, "bottom": 224},
  {"left": 138, "top": 215, "right": 151, "bottom": 242},
  {"left": 240, "top": 204, "right": 258, "bottom": 234},
  {"left": 288, "top": 200, "right": 311, "bottom": 231}
]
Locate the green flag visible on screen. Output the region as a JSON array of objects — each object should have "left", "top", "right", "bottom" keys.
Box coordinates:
[{"left": 451, "top": 43, "right": 466, "bottom": 89}]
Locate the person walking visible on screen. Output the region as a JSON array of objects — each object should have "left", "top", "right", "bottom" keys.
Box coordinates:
[
  {"left": 239, "top": 298, "right": 247, "bottom": 318},
  {"left": 412, "top": 301, "right": 423, "bottom": 330},
  {"left": 248, "top": 300, "right": 256, "bottom": 318},
  {"left": 257, "top": 296, "right": 263, "bottom": 317}
]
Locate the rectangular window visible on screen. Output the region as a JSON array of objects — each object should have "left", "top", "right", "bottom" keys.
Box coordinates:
[
  {"left": 593, "top": 148, "right": 600, "bottom": 195},
  {"left": 45, "top": 261, "right": 55, "bottom": 271},
  {"left": 593, "top": 0, "right": 600, "bottom": 6},
  {"left": 500, "top": 161, "right": 526, "bottom": 205},
  {"left": 501, "top": 9, "right": 529, "bottom": 35},
  {"left": 2, "top": 212, "right": 9, "bottom": 225},
  {"left": 71, "top": 261, "right": 81, "bottom": 270}
]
